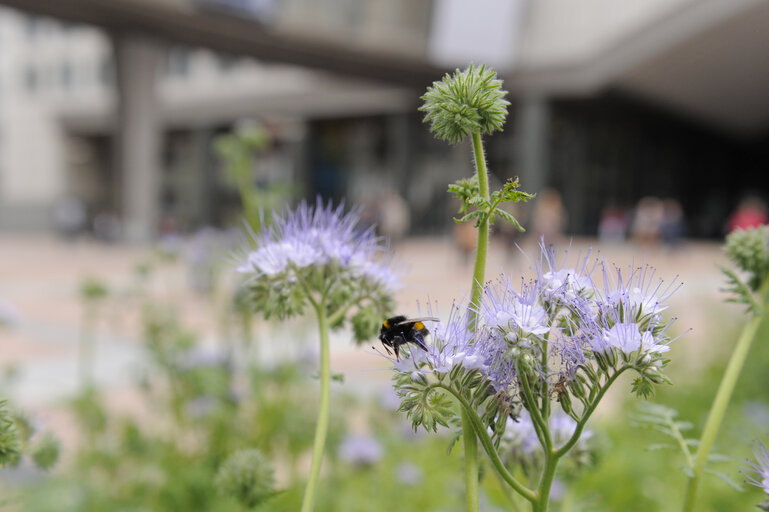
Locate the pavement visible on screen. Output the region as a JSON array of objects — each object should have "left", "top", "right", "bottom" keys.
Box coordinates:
[{"left": 0, "top": 233, "right": 739, "bottom": 426}]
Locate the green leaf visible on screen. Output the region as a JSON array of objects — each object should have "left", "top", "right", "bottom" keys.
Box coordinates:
[{"left": 704, "top": 468, "right": 744, "bottom": 492}]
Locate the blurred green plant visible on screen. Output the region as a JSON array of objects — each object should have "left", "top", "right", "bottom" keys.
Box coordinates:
[
  {"left": 78, "top": 277, "right": 109, "bottom": 388},
  {"left": 681, "top": 227, "right": 769, "bottom": 511},
  {"left": 214, "top": 123, "right": 292, "bottom": 233}
]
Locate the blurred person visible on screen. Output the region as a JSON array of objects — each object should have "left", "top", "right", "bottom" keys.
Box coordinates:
[
  {"left": 660, "top": 198, "right": 685, "bottom": 247},
  {"left": 452, "top": 218, "right": 476, "bottom": 266},
  {"left": 53, "top": 196, "right": 87, "bottom": 239},
  {"left": 598, "top": 204, "right": 628, "bottom": 243},
  {"left": 727, "top": 195, "right": 768, "bottom": 233},
  {"left": 378, "top": 189, "right": 410, "bottom": 245},
  {"left": 530, "top": 188, "right": 566, "bottom": 245},
  {"left": 92, "top": 208, "right": 121, "bottom": 242},
  {"left": 630, "top": 196, "right": 664, "bottom": 246}
]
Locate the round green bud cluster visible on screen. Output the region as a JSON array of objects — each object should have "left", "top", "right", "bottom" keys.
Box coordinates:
[
  {"left": 31, "top": 432, "right": 60, "bottom": 470},
  {"left": 215, "top": 449, "right": 275, "bottom": 509},
  {"left": 420, "top": 64, "right": 510, "bottom": 144},
  {"left": 725, "top": 226, "right": 769, "bottom": 290}
]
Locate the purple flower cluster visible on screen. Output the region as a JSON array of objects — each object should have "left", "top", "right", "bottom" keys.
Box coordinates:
[
  {"left": 237, "top": 199, "right": 398, "bottom": 292},
  {"left": 391, "top": 240, "right": 680, "bottom": 410}
]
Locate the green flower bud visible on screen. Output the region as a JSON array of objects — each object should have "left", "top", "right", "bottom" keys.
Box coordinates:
[
  {"left": 31, "top": 432, "right": 60, "bottom": 470},
  {"left": 215, "top": 449, "right": 276, "bottom": 509},
  {"left": 725, "top": 226, "right": 769, "bottom": 290},
  {"left": 420, "top": 64, "right": 510, "bottom": 144}
]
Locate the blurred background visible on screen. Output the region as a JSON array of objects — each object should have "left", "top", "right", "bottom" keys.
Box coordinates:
[{"left": 0, "top": 0, "right": 769, "bottom": 510}]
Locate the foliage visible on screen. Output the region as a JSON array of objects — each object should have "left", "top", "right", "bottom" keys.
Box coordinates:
[{"left": 449, "top": 176, "right": 534, "bottom": 229}]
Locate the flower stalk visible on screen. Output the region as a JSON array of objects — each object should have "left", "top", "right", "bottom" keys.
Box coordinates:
[
  {"left": 682, "top": 226, "right": 769, "bottom": 512},
  {"left": 301, "top": 300, "right": 331, "bottom": 512},
  {"left": 682, "top": 278, "right": 769, "bottom": 511}
]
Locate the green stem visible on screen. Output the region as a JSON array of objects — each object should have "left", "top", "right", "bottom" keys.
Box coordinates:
[
  {"left": 682, "top": 303, "right": 767, "bottom": 511},
  {"left": 535, "top": 451, "right": 558, "bottom": 512},
  {"left": 438, "top": 383, "right": 538, "bottom": 504},
  {"left": 462, "top": 409, "right": 480, "bottom": 512},
  {"left": 460, "top": 131, "right": 491, "bottom": 512},
  {"left": 519, "top": 369, "right": 551, "bottom": 452},
  {"left": 79, "top": 304, "right": 96, "bottom": 389},
  {"left": 469, "top": 131, "right": 490, "bottom": 319},
  {"left": 555, "top": 367, "right": 628, "bottom": 458},
  {"left": 300, "top": 303, "right": 331, "bottom": 512}
]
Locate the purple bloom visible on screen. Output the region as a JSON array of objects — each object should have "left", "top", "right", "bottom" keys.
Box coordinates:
[
  {"left": 537, "top": 242, "right": 596, "bottom": 306},
  {"left": 338, "top": 434, "right": 383, "bottom": 466},
  {"left": 744, "top": 441, "right": 769, "bottom": 495},
  {"left": 596, "top": 262, "right": 680, "bottom": 323},
  {"left": 389, "top": 303, "right": 513, "bottom": 392},
  {"left": 237, "top": 199, "right": 398, "bottom": 292}
]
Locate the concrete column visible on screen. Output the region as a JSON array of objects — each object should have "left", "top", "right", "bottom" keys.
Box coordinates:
[
  {"left": 112, "top": 33, "right": 162, "bottom": 242},
  {"left": 514, "top": 95, "right": 550, "bottom": 196}
]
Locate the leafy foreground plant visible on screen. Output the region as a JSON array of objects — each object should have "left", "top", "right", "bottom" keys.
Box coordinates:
[
  {"left": 237, "top": 199, "right": 397, "bottom": 512},
  {"left": 390, "top": 245, "right": 682, "bottom": 512},
  {"left": 679, "top": 226, "right": 769, "bottom": 511},
  {"left": 420, "top": 63, "right": 531, "bottom": 512}
]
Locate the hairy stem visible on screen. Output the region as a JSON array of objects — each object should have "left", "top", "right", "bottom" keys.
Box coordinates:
[
  {"left": 300, "top": 302, "right": 331, "bottom": 512},
  {"left": 468, "top": 131, "right": 491, "bottom": 319},
  {"left": 459, "top": 131, "right": 492, "bottom": 511},
  {"left": 682, "top": 303, "right": 767, "bottom": 511},
  {"left": 556, "top": 366, "right": 628, "bottom": 458},
  {"left": 462, "top": 409, "right": 480, "bottom": 512},
  {"left": 437, "top": 383, "right": 538, "bottom": 504}
]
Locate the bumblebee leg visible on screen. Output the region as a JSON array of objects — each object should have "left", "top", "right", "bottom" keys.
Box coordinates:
[{"left": 410, "top": 330, "right": 429, "bottom": 352}]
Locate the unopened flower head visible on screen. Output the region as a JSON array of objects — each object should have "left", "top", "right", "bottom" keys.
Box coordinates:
[{"left": 420, "top": 64, "right": 510, "bottom": 145}]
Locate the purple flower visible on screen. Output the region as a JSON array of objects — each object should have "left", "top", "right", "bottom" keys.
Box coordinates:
[
  {"left": 237, "top": 199, "right": 398, "bottom": 292},
  {"left": 538, "top": 242, "right": 596, "bottom": 305},
  {"left": 743, "top": 441, "right": 769, "bottom": 495},
  {"left": 389, "top": 303, "right": 514, "bottom": 392},
  {"left": 338, "top": 434, "right": 383, "bottom": 466},
  {"left": 596, "top": 262, "right": 680, "bottom": 323}
]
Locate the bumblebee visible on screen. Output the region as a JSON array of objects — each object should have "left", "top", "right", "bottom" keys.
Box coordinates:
[{"left": 379, "top": 315, "right": 438, "bottom": 360}]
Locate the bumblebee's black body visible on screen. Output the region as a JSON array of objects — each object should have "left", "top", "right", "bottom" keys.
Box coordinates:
[{"left": 378, "top": 315, "right": 437, "bottom": 360}]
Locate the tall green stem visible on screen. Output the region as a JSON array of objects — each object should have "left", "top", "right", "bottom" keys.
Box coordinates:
[
  {"left": 300, "top": 302, "right": 331, "bottom": 512},
  {"left": 682, "top": 303, "right": 767, "bottom": 511},
  {"left": 462, "top": 131, "right": 491, "bottom": 512},
  {"left": 535, "top": 451, "right": 558, "bottom": 512},
  {"left": 462, "top": 409, "right": 480, "bottom": 512},
  {"left": 469, "top": 132, "right": 490, "bottom": 316}
]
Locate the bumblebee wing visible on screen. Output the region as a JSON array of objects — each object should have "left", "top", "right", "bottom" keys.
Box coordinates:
[{"left": 394, "top": 317, "right": 439, "bottom": 326}]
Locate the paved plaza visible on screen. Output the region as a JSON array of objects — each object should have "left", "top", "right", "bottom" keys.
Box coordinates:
[{"left": 0, "top": 234, "right": 734, "bottom": 403}]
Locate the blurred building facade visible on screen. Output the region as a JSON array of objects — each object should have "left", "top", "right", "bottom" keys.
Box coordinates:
[{"left": 0, "top": 0, "right": 768, "bottom": 239}]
